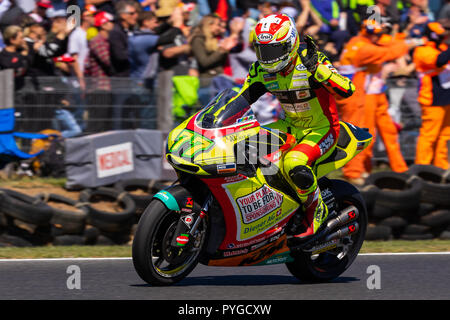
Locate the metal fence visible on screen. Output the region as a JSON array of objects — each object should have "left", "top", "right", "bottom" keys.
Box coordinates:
[
  {"left": 14, "top": 77, "right": 162, "bottom": 135},
  {"left": 11, "top": 75, "right": 421, "bottom": 162}
]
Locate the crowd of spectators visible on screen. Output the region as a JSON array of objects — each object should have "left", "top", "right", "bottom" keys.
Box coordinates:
[{"left": 0, "top": 0, "right": 448, "bottom": 138}]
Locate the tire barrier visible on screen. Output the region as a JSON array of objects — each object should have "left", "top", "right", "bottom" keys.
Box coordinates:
[
  {"left": 0, "top": 179, "right": 166, "bottom": 247},
  {"left": 113, "top": 179, "right": 168, "bottom": 219},
  {"left": 362, "top": 166, "right": 450, "bottom": 241},
  {"left": 1, "top": 170, "right": 449, "bottom": 245}
]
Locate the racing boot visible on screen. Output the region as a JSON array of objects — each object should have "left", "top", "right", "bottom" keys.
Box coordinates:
[{"left": 288, "top": 165, "right": 329, "bottom": 240}]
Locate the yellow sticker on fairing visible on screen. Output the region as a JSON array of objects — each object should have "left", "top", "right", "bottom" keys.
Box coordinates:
[{"left": 222, "top": 171, "right": 299, "bottom": 241}]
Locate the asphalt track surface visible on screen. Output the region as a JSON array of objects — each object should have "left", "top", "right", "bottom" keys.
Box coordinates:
[{"left": 0, "top": 253, "right": 449, "bottom": 300}]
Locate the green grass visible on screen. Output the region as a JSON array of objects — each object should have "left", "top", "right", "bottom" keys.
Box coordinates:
[
  {"left": 360, "top": 240, "right": 450, "bottom": 253},
  {"left": 0, "top": 240, "right": 448, "bottom": 259},
  {"left": 0, "top": 176, "right": 67, "bottom": 188},
  {"left": 0, "top": 245, "right": 132, "bottom": 259}
]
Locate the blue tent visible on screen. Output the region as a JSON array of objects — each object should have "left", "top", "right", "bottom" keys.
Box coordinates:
[{"left": 0, "top": 108, "right": 49, "bottom": 169}]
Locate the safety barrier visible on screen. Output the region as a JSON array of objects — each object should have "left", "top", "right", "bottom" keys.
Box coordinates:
[
  {"left": 14, "top": 76, "right": 160, "bottom": 135},
  {"left": 11, "top": 75, "right": 422, "bottom": 164}
]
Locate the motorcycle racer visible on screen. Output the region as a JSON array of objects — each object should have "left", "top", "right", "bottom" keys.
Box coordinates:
[{"left": 224, "top": 13, "right": 355, "bottom": 240}]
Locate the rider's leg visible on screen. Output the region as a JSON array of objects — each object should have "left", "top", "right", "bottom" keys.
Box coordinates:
[
  {"left": 266, "top": 120, "right": 339, "bottom": 238},
  {"left": 284, "top": 131, "right": 338, "bottom": 238}
]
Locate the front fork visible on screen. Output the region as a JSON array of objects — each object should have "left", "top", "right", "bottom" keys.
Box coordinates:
[{"left": 170, "top": 193, "right": 212, "bottom": 247}]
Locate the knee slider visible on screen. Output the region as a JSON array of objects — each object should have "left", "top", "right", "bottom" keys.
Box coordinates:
[{"left": 289, "top": 165, "right": 315, "bottom": 190}]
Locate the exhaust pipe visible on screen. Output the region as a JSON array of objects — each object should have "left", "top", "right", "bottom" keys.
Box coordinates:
[
  {"left": 326, "top": 206, "right": 359, "bottom": 230},
  {"left": 289, "top": 206, "right": 360, "bottom": 251},
  {"left": 324, "top": 222, "right": 359, "bottom": 242}
]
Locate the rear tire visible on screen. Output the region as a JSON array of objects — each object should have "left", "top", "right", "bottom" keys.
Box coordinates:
[
  {"left": 286, "top": 180, "right": 367, "bottom": 283},
  {"left": 132, "top": 199, "right": 207, "bottom": 286}
]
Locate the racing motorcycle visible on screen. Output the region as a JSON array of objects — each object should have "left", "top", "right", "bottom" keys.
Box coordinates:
[{"left": 132, "top": 88, "right": 372, "bottom": 286}]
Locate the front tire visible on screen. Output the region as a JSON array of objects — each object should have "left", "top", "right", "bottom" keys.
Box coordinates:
[
  {"left": 132, "top": 200, "right": 207, "bottom": 286},
  {"left": 286, "top": 181, "right": 368, "bottom": 283}
]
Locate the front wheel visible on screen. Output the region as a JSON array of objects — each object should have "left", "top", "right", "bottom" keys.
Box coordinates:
[
  {"left": 132, "top": 200, "right": 207, "bottom": 286},
  {"left": 286, "top": 183, "right": 368, "bottom": 283}
]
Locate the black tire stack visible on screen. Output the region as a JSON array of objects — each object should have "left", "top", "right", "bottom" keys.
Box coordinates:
[
  {"left": 361, "top": 165, "right": 450, "bottom": 241},
  {"left": 0, "top": 179, "right": 166, "bottom": 247}
]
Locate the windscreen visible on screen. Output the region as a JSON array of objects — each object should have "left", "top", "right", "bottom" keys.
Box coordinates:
[{"left": 195, "top": 89, "right": 255, "bottom": 129}]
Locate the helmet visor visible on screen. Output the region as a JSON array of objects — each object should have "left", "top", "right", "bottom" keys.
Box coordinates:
[{"left": 254, "top": 42, "right": 290, "bottom": 64}]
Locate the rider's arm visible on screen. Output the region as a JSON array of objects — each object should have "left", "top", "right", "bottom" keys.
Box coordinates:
[
  {"left": 233, "top": 62, "right": 268, "bottom": 104},
  {"left": 314, "top": 52, "right": 356, "bottom": 98}
]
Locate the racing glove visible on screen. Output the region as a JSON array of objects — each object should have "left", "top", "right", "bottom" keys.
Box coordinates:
[
  {"left": 299, "top": 35, "right": 335, "bottom": 83},
  {"left": 299, "top": 35, "right": 319, "bottom": 73}
]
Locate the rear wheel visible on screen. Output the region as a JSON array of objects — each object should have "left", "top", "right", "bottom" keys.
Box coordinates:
[
  {"left": 286, "top": 182, "right": 367, "bottom": 283},
  {"left": 132, "top": 200, "right": 207, "bottom": 286}
]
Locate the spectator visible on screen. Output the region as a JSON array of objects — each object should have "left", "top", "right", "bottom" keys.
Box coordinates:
[
  {"left": 0, "top": 25, "right": 29, "bottom": 90},
  {"left": 109, "top": 0, "right": 138, "bottom": 129},
  {"left": 84, "top": 11, "right": 115, "bottom": 132},
  {"left": 413, "top": 22, "right": 450, "bottom": 169},
  {"left": 24, "top": 21, "right": 67, "bottom": 77},
  {"left": 400, "top": 3, "right": 431, "bottom": 37},
  {"left": 353, "top": 33, "right": 410, "bottom": 180},
  {"left": 336, "top": 20, "right": 412, "bottom": 184},
  {"left": 68, "top": 4, "right": 97, "bottom": 88},
  {"left": 190, "top": 14, "right": 237, "bottom": 105},
  {"left": 257, "top": 1, "right": 277, "bottom": 18},
  {"left": 156, "top": 4, "right": 195, "bottom": 130},
  {"left": 51, "top": 54, "right": 82, "bottom": 137},
  {"left": 310, "top": 0, "right": 350, "bottom": 54},
  {"left": 229, "top": 14, "right": 256, "bottom": 84},
  {"left": 129, "top": 11, "right": 160, "bottom": 81},
  {"left": 109, "top": 0, "right": 138, "bottom": 77},
  {"left": 26, "top": 8, "right": 70, "bottom": 77},
  {"left": 85, "top": 0, "right": 115, "bottom": 15},
  {"left": 28, "top": 0, "right": 52, "bottom": 31},
  {"left": 439, "top": 0, "right": 450, "bottom": 21},
  {"left": 296, "top": 0, "right": 323, "bottom": 38},
  {"left": 65, "top": 5, "right": 97, "bottom": 130},
  {"left": 128, "top": 11, "right": 160, "bottom": 128},
  {"left": 139, "top": 0, "right": 157, "bottom": 12},
  {"left": 0, "top": 0, "right": 25, "bottom": 33}
]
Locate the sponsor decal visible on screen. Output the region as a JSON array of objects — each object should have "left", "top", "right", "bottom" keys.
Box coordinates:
[
  {"left": 239, "top": 238, "right": 285, "bottom": 266},
  {"left": 281, "top": 103, "right": 296, "bottom": 113},
  {"left": 181, "top": 207, "right": 193, "bottom": 213},
  {"left": 296, "top": 90, "right": 311, "bottom": 99},
  {"left": 236, "top": 185, "right": 284, "bottom": 224},
  {"left": 319, "top": 134, "right": 335, "bottom": 155},
  {"left": 251, "top": 240, "right": 268, "bottom": 251},
  {"left": 296, "top": 64, "right": 307, "bottom": 71},
  {"left": 185, "top": 197, "right": 193, "bottom": 208},
  {"left": 183, "top": 214, "right": 194, "bottom": 227},
  {"left": 292, "top": 80, "right": 309, "bottom": 88},
  {"left": 217, "top": 163, "right": 236, "bottom": 174},
  {"left": 294, "top": 102, "right": 311, "bottom": 112},
  {"left": 321, "top": 188, "right": 333, "bottom": 200},
  {"left": 293, "top": 73, "right": 308, "bottom": 79},
  {"left": 96, "top": 142, "right": 134, "bottom": 178},
  {"left": 260, "top": 254, "right": 291, "bottom": 265},
  {"left": 265, "top": 82, "right": 280, "bottom": 90},
  {"left": 357, "top": 141, "right": 365, "bottom": 150},
  {"left": 311, "top": 239, "right": 338, "bottom": 255},
  {"left": 257, "top": 32, "right": 273, "bottom": 42},
  {"left": 263, "top": 73, "right": 277, "bottom": 82},
  {"left": 271, "top": 151, "right": 282, "bottom": 162},
  {"left": 224, "top": 175, "right": 246, "bottom": 183},
  {"left": 223, "top": 248, "right": 248, "bottom": 257},
  {"left": 327, "top": 64, "right": 337, "bottom": 73},
  {"left": 176, "top": 234, "right": 189, "bottom": 246},
  {"left": 282, "top": 102, "right": 311, "bottom": 113},
  {"left": 236, "top": 115, "right": 255, "bottom": 123}
]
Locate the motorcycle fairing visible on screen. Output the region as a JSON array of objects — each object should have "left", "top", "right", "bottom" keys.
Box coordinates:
[{"left": 198, "top": 166, "right": 299, "bottom": 266}]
